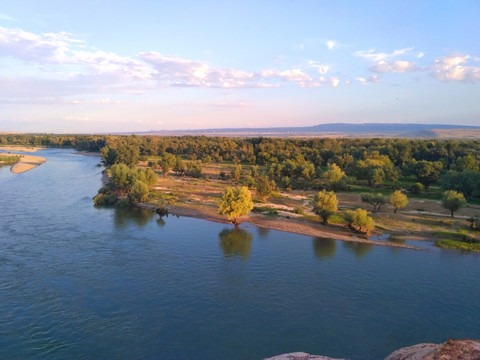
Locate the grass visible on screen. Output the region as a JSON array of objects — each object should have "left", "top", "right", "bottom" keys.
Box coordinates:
[
  {"left": 252, "top": 206, "right": 279, "bottom": 216},
  {"left": 435, "top": 239, "right": 480, "bottom": 252},
  {"left": 0, "top": 155, "right": 21, "bottom": 165}
]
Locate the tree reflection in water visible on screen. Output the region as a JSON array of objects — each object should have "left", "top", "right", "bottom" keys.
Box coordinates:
[
  {"left": 312, "top": 237, "right": 336, "bottom": 259},
  {"left": 257, "top": 227, "right": 270, "bottom": 239},
  {"left": 114, "top": 207, "right": 155, "bottom": 228},
  {"left": 218, "top": 228, "right": 253, "bottom": 258},
  {"left": 343, "top": 241, "right": 374, "bottom": 258}
]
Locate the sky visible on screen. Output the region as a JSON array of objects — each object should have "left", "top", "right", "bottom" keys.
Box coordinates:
[{"left": 0, "top": 0, "right": 479, "bottom": 133}]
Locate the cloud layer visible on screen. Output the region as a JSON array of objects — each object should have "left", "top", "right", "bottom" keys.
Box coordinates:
[{"left": 1, "top": 25, "right": 479, "bottom": 104}]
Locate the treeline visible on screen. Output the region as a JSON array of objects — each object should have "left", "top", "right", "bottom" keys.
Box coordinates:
[{"left": 2, "top": 134, "right": 480, "bottom": 198}]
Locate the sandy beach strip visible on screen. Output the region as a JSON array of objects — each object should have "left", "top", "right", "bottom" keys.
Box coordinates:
[
  {"left": 9, "top": 154, "right": 47, "bottom": 174},
  {"left": 0, "top": 145, "right": 45, "bottom": 153},
  {"left": 0, "top": 146, "right": 47, "bottom": 173}
]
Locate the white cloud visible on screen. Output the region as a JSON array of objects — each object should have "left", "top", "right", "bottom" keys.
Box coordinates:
[
  {"left": 417, "top": 52, "right": 424, "bottom": 58},
  {"left": 308, "top": 61, "right": 329, "bottom": 75},
  {"left": 354, "top": 47, "right": 414, "bottom": 63},
  {"left": 370, "top": 60, "right": 417, "bottom": 73},
  {"left": 430, "top": 54, "right": 480, "bottom": 82},
  {"left": 0, "top": 24, "right": 346, "bottom": 102},
  {"left": 0, "top": 26, "right": 76, "bottom": 62},
  {"left": 326, "top": 40, "right": 336, "bottom": 50},
  {"left": 355, "top": 74, "right": 380, "bottom": 84},
  {"left": 140, "top": 51, "right": 255, "bottom": 88}
]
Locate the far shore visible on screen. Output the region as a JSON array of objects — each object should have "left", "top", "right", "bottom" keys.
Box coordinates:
[{"left": 0, "top": 146, "right": 47, "bottom": 174}]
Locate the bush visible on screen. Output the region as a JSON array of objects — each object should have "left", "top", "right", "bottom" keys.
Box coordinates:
[
  {"left": 410, "top": 182, "right": 424, "bottom": 194},
  {"left": 93, "top": 192, "right": 118, "bottom": 206},
  {"left": 293, "top": 206, "right": 305, "bottom": 214},
  {"left": 344, "top": 208, "right": 375, "bottom": 235}
]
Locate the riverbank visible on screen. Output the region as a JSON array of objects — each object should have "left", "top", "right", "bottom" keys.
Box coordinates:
[
  {"left": 0, "top": 145, "right": 45, "bottom": 153},
  {"left": 0, "top": 147, "right": 47, "bottom": 174},
  {"left": 137, "top": 201, "right": 425, "bottom": 251}
]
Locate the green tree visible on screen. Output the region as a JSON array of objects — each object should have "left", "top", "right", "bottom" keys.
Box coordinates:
[
  {"left": 217, "top": 186, "right": 254, "bottom": 227},
  {"left": 361, "top": 192, "right": 387, "bottom": 213},
  {"left": 313, "top": 190, "right": 338, "bottom": 224},
  {"left": 256, "top": 175, "right": 275, "bottom": 202},
  {"left": 441, "top": 190, "right": 466, "bottom": 217},
  {"left": 411, "top": 160, "right": 443, "bottom": 189},
  {"left": 109, "top": 163, "right": 133, "bottom": 194},
  {"left": 323, "top": 163, "right": 346, "bottom": 190},
  {"left": 160, "top": 153, "right": 176, "bottom": 177},
  {"left": 128, "top": 181, "right": 149, "bottom": 203},
  {"left": 231, "top": 165, "right": 242, "bottom": 181},
  {"left": 410, "top": 182, "right": 424, "bottom": 194},
  {"left": 344, "top": 208, "right": 375, "bottom": 235},
  {"left": 173, "top": 156, "right": 186, "bottom": 175},
  {"left": 390, "top": 190, "right": 408, "bottom": 213}
]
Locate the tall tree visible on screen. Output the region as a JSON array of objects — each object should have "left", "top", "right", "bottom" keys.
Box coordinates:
[
  {"left": 313, "top": 190, "right": 338, "bottom": 224},
  {"left": 217, "top": 186, "right": 254, "bottom": 227},
  {"left": 255, "top": 175, "right": 275, "bottom": 202},
  {"left": 323, "top": 163, "right": 346, "bottom": 190},
  {"left": 389, "top": 190, "right": 408, "bottom": 213},
  {"left": 361, "top": 193, "right": 387, "bottom": 213},
  {"left": 441, "top": 190, "right": 466, "bottom": 217}
]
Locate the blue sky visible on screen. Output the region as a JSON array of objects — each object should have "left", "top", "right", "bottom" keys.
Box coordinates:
[{"left": 0, "top": 0, "right": 479, "bottom": 133}]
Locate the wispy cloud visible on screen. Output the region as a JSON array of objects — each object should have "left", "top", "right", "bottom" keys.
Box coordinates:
[
  {"left": 370, "top": 60, "right": 417, "bottom": 73},
  {"left": 355, "top": 74, "right": 380, "bottom": 84},
  {"left": 0, "top": 14, "right": 16, "bottom": 21},
  {"left": 354, "top": 47, "right": 414, "bottom": 63}
]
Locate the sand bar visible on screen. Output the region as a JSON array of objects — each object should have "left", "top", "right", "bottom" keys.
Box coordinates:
[
  {"left": 0, "top": 145, "right": 45, "bottom": 153},
  {"left": 9, "top": 154, "right": 46, "bottom": 174},
  {"left": 0, "top": 147, "right": 47, "bottom": 174}
]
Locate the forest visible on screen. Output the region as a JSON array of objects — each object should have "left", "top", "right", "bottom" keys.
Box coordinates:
[{"left": 2, "top": 133, "right": 480, "bottom": 201}]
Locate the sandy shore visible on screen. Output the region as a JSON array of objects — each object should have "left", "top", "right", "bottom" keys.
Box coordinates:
[
  {"left": 0, "top": 145, "right": 45, "bottom": 153},
  {"left": 0, "top": 147, "right": 47, "bottom": 174},
  {"left": 9, "top": 154, "right": 47, "bottom": 174},
  {"left": 136, "top": 202, "right": 424, "bottom": 251}
]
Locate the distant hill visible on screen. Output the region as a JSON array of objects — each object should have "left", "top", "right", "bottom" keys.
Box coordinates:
[{"left": 131, "top": 123, "right": 480, "bottom": 139}]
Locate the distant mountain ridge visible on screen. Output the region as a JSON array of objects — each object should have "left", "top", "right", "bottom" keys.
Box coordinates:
[{"left": 131, "top": 123, "right": 480, "bottom": 139}]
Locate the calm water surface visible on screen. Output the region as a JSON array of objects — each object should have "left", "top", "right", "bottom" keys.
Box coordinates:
[{"left": 0, "top": 149, "right": 479, "bottom": 360}]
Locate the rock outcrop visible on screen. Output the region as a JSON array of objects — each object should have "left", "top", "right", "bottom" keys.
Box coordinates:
[
  {"left": 264, "top": 353, "right": 345, "bottom": 360},
  {"left": 385, "top": 338, "right": 480, "bottom": 360},
  {"left": 266, "top": 339, "right": 480, "bottom": 360}
]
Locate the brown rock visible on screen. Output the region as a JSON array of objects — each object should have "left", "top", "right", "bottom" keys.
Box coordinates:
[
  {"left": 385, "top": 339, "right": 480, "bottom": 360},
  {"left": 263, "top": 352, "right": 346, "bottom": 360}
]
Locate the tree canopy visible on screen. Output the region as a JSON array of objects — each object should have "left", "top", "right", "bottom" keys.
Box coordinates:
[
  {"left": 313, "top": 190, "right": 338, "bottom": 224},
  {"left": 441, "top": 190, "right": 466, "bottom": 217},
  {"left": 389, "top": 190, "right": 408, "bottom": 213},
  {"left": 217, "top": 186, "right": 254, "bottom": 227}
]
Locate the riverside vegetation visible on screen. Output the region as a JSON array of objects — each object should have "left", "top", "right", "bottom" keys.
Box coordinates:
[{"left": 2, "top": 134, "right": 480, "bottom": 251}]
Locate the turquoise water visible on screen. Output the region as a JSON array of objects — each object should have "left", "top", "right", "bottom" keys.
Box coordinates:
[{"left": 0, "top": 149, "right": 479, "bottom": 360}]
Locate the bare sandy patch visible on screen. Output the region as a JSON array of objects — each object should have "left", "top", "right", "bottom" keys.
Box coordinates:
[
  {"left": 0, "top": 145, "right": 45, "bottom": 153},
  {"left": 9, "top": 154, "right": 46, "bottom": 174}
]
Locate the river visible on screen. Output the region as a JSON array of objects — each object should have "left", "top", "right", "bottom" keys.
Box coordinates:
[{"left": 0, "top": 149, "right": 479, "bottom": 360}]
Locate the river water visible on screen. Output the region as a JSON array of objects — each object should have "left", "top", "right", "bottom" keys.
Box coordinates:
[{"left": 0, "top": 149, "right": 479, "bottom": 360}]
